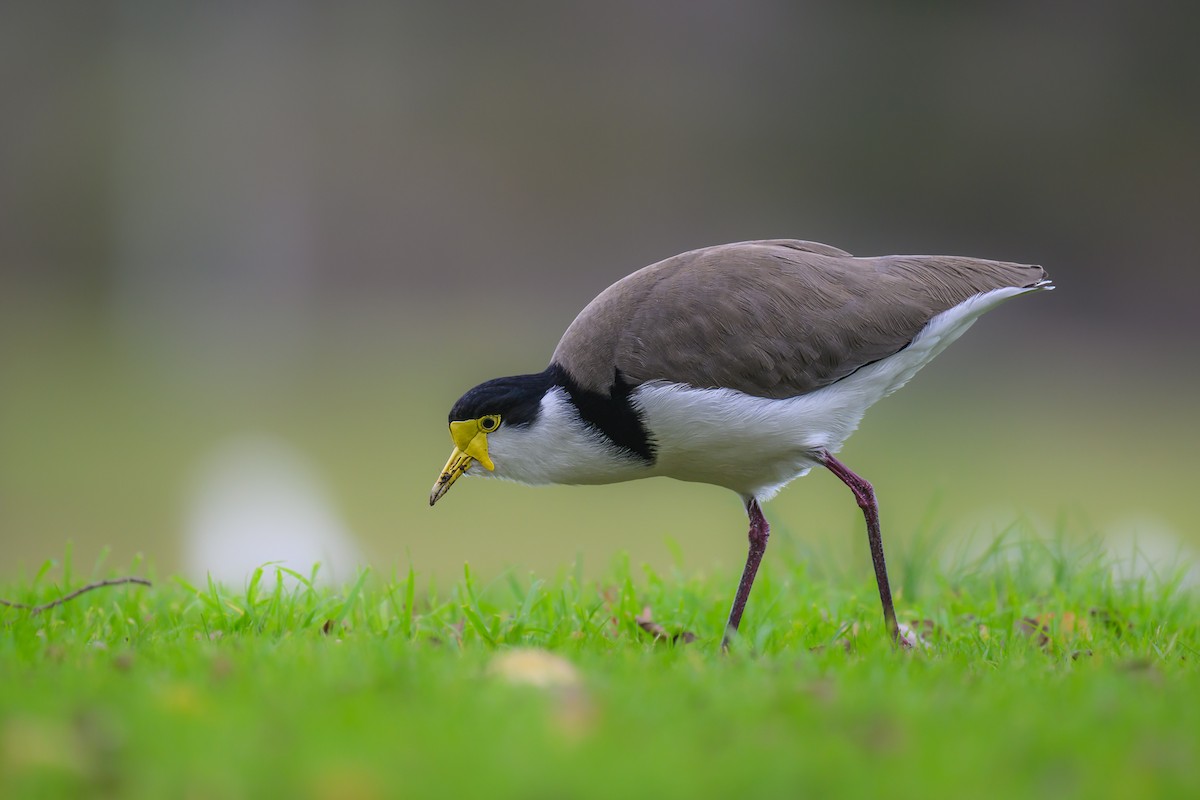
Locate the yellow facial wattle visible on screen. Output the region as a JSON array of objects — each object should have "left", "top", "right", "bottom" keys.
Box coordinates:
[{"left": 429, "top": 417, "right": 497, "bottom": 506}]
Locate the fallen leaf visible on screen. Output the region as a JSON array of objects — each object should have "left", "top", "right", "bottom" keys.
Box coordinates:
[
  {"left": 310, "top": 761, "right": 384, "bottom": 800},
  {"left": 1090, "top": 608, "right": 1133, "bottom": 636},
  {"left": 810, "top": 621, "right": 855, "bottom": 654},
  {"left": 634, "top": 607, "right": 696, "bottom": 644},
  {"left": 809, "top": 639, "right": 854, "bottom": 655},
  {"left": 1, "top": 716, "right": 89, "bottom": 777},
  {"left": 1058, "top": 611, "right": 1092, "bottom": 640},
  {"left": 634, "top": 607, "right": 667, "bottom": 638},
  {"left": 488, "top": 648, "right": 580, "bottom": 688},
  {"left": 1020, "top": 612, "right": 1093, "bottom": 651},
  {"left": 210, "top": 655, "right": 234, "bottom": 681},
  {"left": 1019, "top": 616, "right": 1052, "bottom": 649},
  {"left": 487, "top": 650, "right": 596, "bottom": 740},
  {"left": 908, "top": 619, "right": 939, "bottom": 638}
]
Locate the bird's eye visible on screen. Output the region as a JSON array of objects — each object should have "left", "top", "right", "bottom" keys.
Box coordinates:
[{"left": 479, "top": 415, "right": 500, "bottom": 432}]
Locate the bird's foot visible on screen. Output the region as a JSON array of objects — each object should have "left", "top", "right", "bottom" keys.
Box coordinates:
[{"left": 894, "top": 622, "right": 929, "bottom": 650}]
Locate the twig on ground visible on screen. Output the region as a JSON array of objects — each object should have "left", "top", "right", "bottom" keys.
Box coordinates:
[{"left": 0, "top": 577, "right": 152, "bottom": 615}]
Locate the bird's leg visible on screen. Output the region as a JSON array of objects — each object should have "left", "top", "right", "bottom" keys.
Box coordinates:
[
  {"left": 721, "top": 497, "right": 770, "bottom": 650},
  {"left": 819, "top": 451, "right": 901, "bottom": 643}
]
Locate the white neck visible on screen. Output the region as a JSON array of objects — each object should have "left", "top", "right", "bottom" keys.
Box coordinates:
[{"left": 471, "top": 387, "right": 648, "bottom": 486}]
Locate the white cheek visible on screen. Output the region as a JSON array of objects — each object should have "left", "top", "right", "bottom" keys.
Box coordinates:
[
  {"left": 478, "top": 389, "right": 646, "bottom": 486},
  {"left": 469, "top": 428, "right": 511, "bottom": 480}
]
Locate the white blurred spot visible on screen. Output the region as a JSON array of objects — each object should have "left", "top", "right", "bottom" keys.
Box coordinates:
[
  {"left": 938, "top": 505, "right": 1055, "bottom": 571},
  {"left": 941, "top": 508, "right": 1198, "bottom": 592},
  {"left": 183, "top": 435, "right": 366, "bottom": 586},
  {"left": 1103, "top": 515, "right": 1199, "bottom": 590}
]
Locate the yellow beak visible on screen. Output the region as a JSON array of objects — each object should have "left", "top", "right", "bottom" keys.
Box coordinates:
[{"left": 429, "top": 419, "right": 495, "bottom": 506}]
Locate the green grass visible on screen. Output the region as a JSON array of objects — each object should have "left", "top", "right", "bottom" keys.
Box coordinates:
[{"left": 1, "top": 539, "right": 1197, "bottom": 800}]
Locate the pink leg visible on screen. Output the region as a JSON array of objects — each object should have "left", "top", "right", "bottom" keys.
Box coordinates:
[
  {"left": 721, "top": 497, "right": 769, "bottom": 649},
  {"left": 821, "top": 450, "right": 900, "bottom": 642}
]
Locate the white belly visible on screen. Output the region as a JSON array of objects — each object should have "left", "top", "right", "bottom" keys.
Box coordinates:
[{"left": 633, "top": 383, "right": 830, "bottom": 498}]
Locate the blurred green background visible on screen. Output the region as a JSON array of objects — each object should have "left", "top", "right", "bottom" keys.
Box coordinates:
[{"left": 2, "top": 3, "right": 1197, "bottom": 586}]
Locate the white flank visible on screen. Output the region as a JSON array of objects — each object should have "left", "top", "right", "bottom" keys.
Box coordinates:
[{"left": 633, "top": 284, "right": 1042, "bottom": 499}]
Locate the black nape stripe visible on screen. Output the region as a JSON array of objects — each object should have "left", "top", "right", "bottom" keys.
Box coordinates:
[
  {"left": 548, "top": 363, "right": 655, "bottom": 464},
  {"left": 448, "top": 365, "right": 656, "bottom": 464}
]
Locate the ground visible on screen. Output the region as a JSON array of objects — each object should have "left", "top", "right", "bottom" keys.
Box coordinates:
[{"left": 1, "top": 539, "right": 1197, "bottom": 799}]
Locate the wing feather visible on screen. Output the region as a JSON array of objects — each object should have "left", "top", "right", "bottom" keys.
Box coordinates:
[{"left": 552, "top": 240, "right": 1046, "bottom": 399}]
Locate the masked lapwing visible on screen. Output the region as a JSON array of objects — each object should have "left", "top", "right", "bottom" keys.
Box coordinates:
[{"left": 430, "top": 239, "right": 1051, "bottom": 646}]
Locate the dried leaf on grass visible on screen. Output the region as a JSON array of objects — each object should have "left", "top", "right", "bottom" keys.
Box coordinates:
[
  {"left": 1090, "top": 608, "right": 1133, "bottom": 637},
  {"left": 488, "top": 648, "right": 580, "bottom": 688},
  {"left": 907, "top": 619, "right": 939, "bottom": 639},
  {"left": 487, "top": 650, "right": 596, "bottom": 741},
  {"left": 810, "top": 621, "right": 856, "bottom": 654},
  {"left": 634, "top": 607, "right": 696, "bottom": 644},
  {"left": 1019, "top": 611, "right": 1093, "bottom": 650},
  {"left": 1019, "top": 616, "right": 1052, "bottom": 648},
  {"left": 598, "top": 585, "right": 621, "bottom": 638}
]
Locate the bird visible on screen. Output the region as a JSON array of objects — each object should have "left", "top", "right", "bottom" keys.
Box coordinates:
[{"left": 429, "top": 239, "right": 1051, "bottom": 647}]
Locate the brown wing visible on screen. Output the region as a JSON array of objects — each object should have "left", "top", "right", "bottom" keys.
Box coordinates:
[{"left": 551, "top": 239, "right": 1047, "bottom": 399}]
